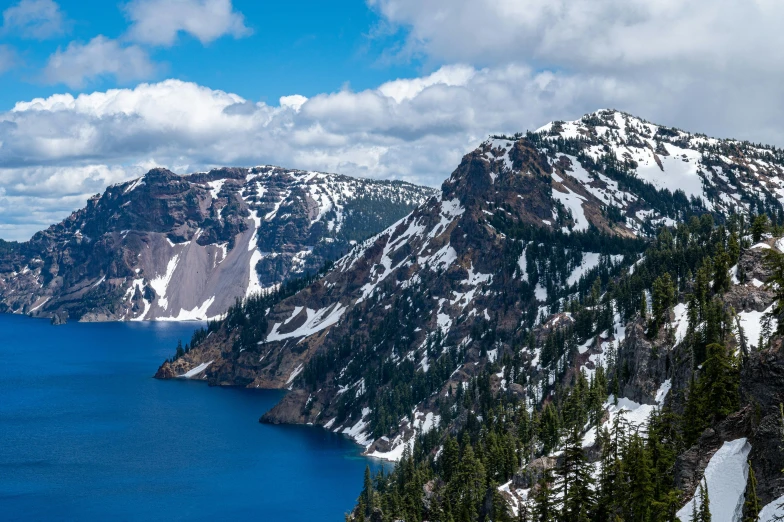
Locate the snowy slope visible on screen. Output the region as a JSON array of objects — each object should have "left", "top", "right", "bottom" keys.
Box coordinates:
[
  {"left": 0, "top": 165, "right": 435, "bottom": 322},
  {"left": 676, "top": 439, "right": 752, "bottom": 522}
]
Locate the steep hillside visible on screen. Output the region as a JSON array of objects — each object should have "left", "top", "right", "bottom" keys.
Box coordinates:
[
  {"left": 157, "top": 109, "right": 784, "bottom": 520},
  {"left": 0, "top": 166, "right": 435, "bottom": 322}
]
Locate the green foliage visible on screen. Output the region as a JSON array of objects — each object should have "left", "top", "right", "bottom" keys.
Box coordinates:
[
  {"left": 683, "top": 343, "right": 740, "bottom": 446},
  {"left": 650, "top": 273, "right": 676, "bottom": 335},
  {"left": 751, "top": 214, "right": 769, "bottom": 243},
  {"left": 764, "top": 250, "right": 784, "bottom": 334},
  {"left": 743, "top": 462, "right": 760, "bottom": 522}
]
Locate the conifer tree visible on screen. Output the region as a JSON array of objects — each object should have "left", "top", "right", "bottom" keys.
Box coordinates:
[
  {"left": 640, "top": 292, "right": 647, "bottom": 320},
  {"left": 491, "top": 483, "right": 514, "bottom": 522},
  {"left": 729, "top": 232, "right": 741, "bottom": 265},
  {"left": 539, "top": 403, "right": 560, "bottom": 454},
  {"left": 624, "top": 432, "right": 654, "bottom": 522},
  {"left": 651, "top": 273, "right": 676, "bottom": 334},
  {"left": 441, "top": 435, "right": 460, "bottom": 482},
  {"left": 764, "top": 250, "right": 784, "bottom": 333},
  {"left": 751, "top": 214, "right": 769, "bottom": 243},
  {"left": 360, "top": 465, "right": 374, "bottom": 517},
  {"left": 713, "top": 243, "right": 731, "bottom": 293},
  {"left": 558, "top": 425, "right": 595, "bottom": 521},
  {"left": 532, "top": 468, "right": 556, "bottom": 522},
  {"left": 594, "top": 427, "right": 619, "bottom": 521},
  {"left": 698, "top": 479, "right": 712, "bottom": 522},
  {"left": 701, "top": 343, "right": 740, "bottom": 422},
  {"left": 744, "top": 462, "right": 760, "bottom": 522}
]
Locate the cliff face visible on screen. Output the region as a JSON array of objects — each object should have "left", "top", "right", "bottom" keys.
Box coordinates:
[
  {"left": 157, "top": 110, "right": 784, "bottom": 512},
  {"left": 0, "top": 166, "right": 435, "bottom": 322}
]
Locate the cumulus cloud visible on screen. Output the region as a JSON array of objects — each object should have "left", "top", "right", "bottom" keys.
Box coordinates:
[
  {"left": 124, "top": 0, "right": 251, "bottom": 46},
  {"left": 43, "top": 36, "right": 156, "bottom": 88},
  {"left": 4, "top": 0, "right": 784, "bottom": 240},
  {"left": 369, "top": 0, "right": 784, "bottom": 72},
  {"left": 1, "top": 0, "right": 67, "bottom": 39}
]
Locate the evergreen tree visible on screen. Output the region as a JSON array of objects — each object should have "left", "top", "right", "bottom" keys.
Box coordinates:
[
  {"left": 651, "top": 273, "right": 676, "bottom": 334},
  {"left": 557, "top": 426, "right": 595, "bottom": 521},
  {"left": 361, "top": 465, "right": 375, "bottom": 516},
  {"left": 640, "top": 291, "right": 648, "bottom": 320},
  {"left": 441, "top": 435, "right": 460, "bottom": 483},
  {"left": 764, "top": 250, "right": 784, "bottom": 333},
  {"left": 491, "top": 483, "right": 514, "bottom": 522},
  {"left": 751, "top": 214, "right": 769, "bottom": 243},
  {"left": 743, "top": 462, "right": 760, "bottom": 522},
  {"left": 624, "top": 432, "right": 654, "bottom": 522},
  {"left": 728, "top": 232, "right": 741, "bottom": 265},
  {"left": 712, "top": 243, "right": 731, "bottom": 293},
  {"left": 698, "top": 479, "right": 712, "bottom": 522},
  {"left": 701, "top": 343, "right": 740, "bottom": 423},
  {"left": 539, "top": 403, "right": 560, "bottom": 454},
  {"left": 532, "top": 467, "right": 556, "bottom": 522}
]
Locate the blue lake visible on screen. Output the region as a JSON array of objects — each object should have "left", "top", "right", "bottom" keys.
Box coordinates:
[{"left": 0, "top": 314, "right": 382, "bottom": 521}]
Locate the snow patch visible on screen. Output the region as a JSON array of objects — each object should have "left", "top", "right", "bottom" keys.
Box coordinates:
[
  {"left": 265, "top": 303, "right": 347, "bottom": 342},
  {"left": 179, "top": 360, "right": 213, "bottom": 378},
  {"left": 676, "top": 438, "right": 751, "bottom": 522}
]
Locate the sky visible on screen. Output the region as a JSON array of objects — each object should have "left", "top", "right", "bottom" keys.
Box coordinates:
[{"left": 1, "top": 0, "right": 784, "bottom": 241}]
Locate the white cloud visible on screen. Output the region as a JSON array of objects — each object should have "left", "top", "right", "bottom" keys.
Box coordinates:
[
  {"left": 0, "top": 64, "right": 726, "bottom": 240},
  {"left": 124, "top": 0, "right": 251, "bottom": 46},
  {"left": 369, "top": 0, "right": 784, "bottom": 73},
  {"left": 0, "top": 163, "right": 144, "bottom": 241},
  {"left": 1, "top": 0, "right": 67, "bottom": 39},
  {"left": 279, "top": 95, "right": 308, "bottom": 112},
  {"left": 43, "top": 36, "right": 156, "bottom": 88},
  {"left": 4, "top": 0, "right": 784, "bottom": 240}
]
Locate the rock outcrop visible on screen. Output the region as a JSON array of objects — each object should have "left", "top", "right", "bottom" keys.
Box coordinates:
[{"left": 0, "top": 166, "right": 435, "bottom": 322}]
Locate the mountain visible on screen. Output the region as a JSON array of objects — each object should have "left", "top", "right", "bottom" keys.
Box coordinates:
[
  {"left": 156, "top": 110, "right": 784, "bottom": 520},
  {"left": 0, "top": 166, "right": 436, "bottom": 323}
]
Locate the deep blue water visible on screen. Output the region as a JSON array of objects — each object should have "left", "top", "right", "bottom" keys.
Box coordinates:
[{"left": 0, "top": 314, "right": 382, "bottom": 521}]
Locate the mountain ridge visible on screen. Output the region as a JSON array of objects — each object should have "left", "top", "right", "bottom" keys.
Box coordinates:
[
  {"left": 154, "top": 108, "right": 784, "bottom": 518},
  {"left": 0, "top": 165, "right": 436, "bottom": 323}
]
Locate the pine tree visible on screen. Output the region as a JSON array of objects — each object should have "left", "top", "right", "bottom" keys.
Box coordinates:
[
  {"left": 491, "top": 483, "right": 514, "bottom": 522},
  {"left": 640, "top": 292, "right": 647, "bottom": 320},
  {"left": 539, "top": 403, "right": 560, "bottom": 454},
  {"left": 441, "top": 435, "right": 460, "bottom": 482},
  {"left": 729, "top": 232, "right": 741, "bottom": 264},
  {"left": 698, "top": 479, "right": 712, "bottom": 522},
  {"left": 683, "top": 373, "right": 704, "bottom": 446},
  {"left": 691, "top": 496, "right": 699, "bottom": 522},
  {"left": 713, "top": 243, "right": 731, "bottom": 293},
  {"left": 648, "top": 407, "right": 682, "bottom": 521},
  {"left": 361, "top": 465, "right": 374, "bottom": 516},
  {"left": 751, "top": 214, "right": 769, "bottom": 243},
  {"left": 744, "top": 462, "right": 760, "bottom": 522},
  {"left": 651, "top": 273, "right": 676, "bottom": 334},
  {"left": 624, "top": 432, "right": 654, "bottom": 522},
  {"left": 533, "top": 467, "right": 556, "bottom": 522},
  {"left": 701, "top": 343, "right": 740, "bottom": 422},
  {"left": 558, "top": 425, "right": 595, "bottom": 521},
  {"left": 764, "top": 250, "right": 784, "bottom": 333}
]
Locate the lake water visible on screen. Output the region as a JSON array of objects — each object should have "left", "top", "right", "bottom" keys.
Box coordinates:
[{"left": 0, "top": 314, "right": 382, "bottom": 521}]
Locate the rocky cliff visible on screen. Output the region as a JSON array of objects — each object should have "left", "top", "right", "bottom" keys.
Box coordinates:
[
  {"left": 0, "top": 166, "right": 435, "bottom": 322},
  {"left": 157, "top": 109, "right": 784, "bottom": 515}
]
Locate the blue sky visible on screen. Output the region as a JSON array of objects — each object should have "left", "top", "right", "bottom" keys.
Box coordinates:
[
  {"left": 0, "top": 0, "right": 419, "bottom": 110},
  {"left": 2, "top": 0, "right": 784, "bottom": 240}
]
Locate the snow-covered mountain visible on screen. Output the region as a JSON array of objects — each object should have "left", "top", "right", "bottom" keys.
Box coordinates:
[
  {"left": 157, "top": 110, "right": 784, "bottom": 518},
  {"left": 0, "top": 166, "right": 436, "bottom": 322}
]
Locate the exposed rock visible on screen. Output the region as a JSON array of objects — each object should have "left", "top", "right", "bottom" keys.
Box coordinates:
[
  {"left": 0, "top": 166, "right": 434, "bottom": 322},
  {"left": 512, "top": 456, "right": 556, "bottom": 489}
]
